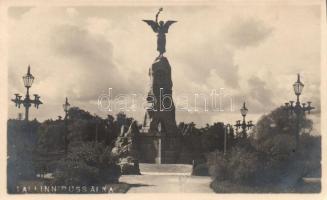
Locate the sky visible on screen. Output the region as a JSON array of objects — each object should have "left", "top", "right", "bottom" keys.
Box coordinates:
[{"left": 7, "top": 4, "right": 322, "bottom": 133}]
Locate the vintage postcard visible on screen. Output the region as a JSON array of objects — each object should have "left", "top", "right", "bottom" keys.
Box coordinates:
[{"left": 0, "top": 0, "right": 326, "bottom": 199}]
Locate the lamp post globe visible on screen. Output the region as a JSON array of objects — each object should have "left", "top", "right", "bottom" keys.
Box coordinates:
[
  {"left": 63, "top": 97, "right": 70, "bottom": 115},
  {"left": 293, "top": 74, "right": 304, "bottom": 96},
  {"left": 240, "top": 102, "right": 248, "bottom": 117},
  {"left": 23, "top": 66, "right": 34, "bottom": 89}
]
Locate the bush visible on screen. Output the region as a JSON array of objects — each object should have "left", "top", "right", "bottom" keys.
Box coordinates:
[
  {"left": 208, "top": 145, "right": 259, "bottom": 185},
  {"left": 53, "top": 142, "right": 120, "bottom": 186},
  {"left": 7, "top": 120, "right": 40, "bottom": 193},
  {"left": 208, "top": 106, "right": 320, "bottom": 193}
]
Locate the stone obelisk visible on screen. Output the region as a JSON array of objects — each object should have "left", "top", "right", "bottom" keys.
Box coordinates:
[{"left": 144, "top": 56, "right": 178, "bottom": 136}]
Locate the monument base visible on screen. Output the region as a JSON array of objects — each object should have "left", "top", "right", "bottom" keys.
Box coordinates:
[{"left": 136, "top": 132, "right": 181, "bottom": 164}]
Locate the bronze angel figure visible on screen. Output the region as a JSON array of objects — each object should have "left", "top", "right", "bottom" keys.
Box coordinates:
[{"left": 143, "top": 8, "right": 177, "bottom": 57}]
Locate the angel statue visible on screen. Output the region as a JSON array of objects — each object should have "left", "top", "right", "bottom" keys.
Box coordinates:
[{"left": 143, "top": 8, "right": 177, "bottom": 58}]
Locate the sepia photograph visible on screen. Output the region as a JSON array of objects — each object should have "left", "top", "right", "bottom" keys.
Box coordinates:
[{"left": 0, "top": 0, "right": 326, "bottom": 198}]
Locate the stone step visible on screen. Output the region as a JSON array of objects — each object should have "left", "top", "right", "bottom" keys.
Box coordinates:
[
  {"left": 139, "top": 163, "right": 192, "bottom": 175},
  {"left": 302, "top": 177, "right": 321, "bottom": 184}
]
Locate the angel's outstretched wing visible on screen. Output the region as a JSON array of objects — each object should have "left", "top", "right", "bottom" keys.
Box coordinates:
[
  {"left": 142, "top": 20, "right": 159, "bottom": 33},
  {"left": 162, "top": 20, "right": 177, "bottom": 33}
]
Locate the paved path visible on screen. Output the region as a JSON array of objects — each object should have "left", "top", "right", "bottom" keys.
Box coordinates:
[
  {"left": 119, "top": 163, "right": 214, "bottom": 193},
  {"left": 138, "top": 163, "right": 193, "bottom": 175}
]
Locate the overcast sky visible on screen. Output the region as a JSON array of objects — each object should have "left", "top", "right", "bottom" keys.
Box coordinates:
[{"left": 7, "top": 4, "right": 321, "bottom": 133}]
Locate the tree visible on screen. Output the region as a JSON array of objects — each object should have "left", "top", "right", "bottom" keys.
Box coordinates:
[
  {"left": 254, "top": 106, "right": 313, "bottom": 141},
  {"left": 200, "top": 122, "right": 225, "bottom": 152},
  {"left": 37, "top": 119, "right": 65, "bottom": 152}
]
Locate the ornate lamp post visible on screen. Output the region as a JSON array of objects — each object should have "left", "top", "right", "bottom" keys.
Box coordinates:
[
  {"left": 63, "top": 97, "right": 70, "bottom": 119},
  {"left": 234, "top": 102, "right": 254, "bottom": 138},
  {"left": 284, "top": 74, "right": 314, "bottom": 149},
  {"left": 11, "top": 66, "right": 42, "bottom": 121},
  {"left": 63, "top": 97, "right": 70, "bottom": 154}
]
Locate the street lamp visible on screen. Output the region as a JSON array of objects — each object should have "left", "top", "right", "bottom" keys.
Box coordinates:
[
  {"left": 284, "top": 74, "right": 314, "bottom": 149},
  {"left": 11, "top": 66, "right": 42, "bottom": 121},
  {"left": 62, "top": 97, "right": 70, "bottom": 154},
  {"left": 234, "top": 102, "right": 254, "bottom": 138},
  {"left": 63, "top": 97, "right": 70, "bottom": 119}
]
